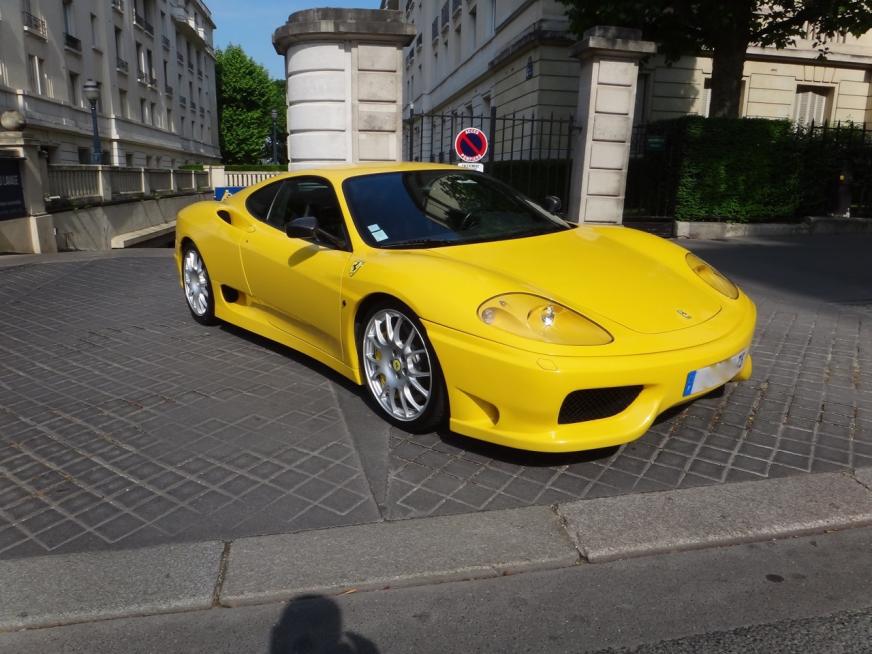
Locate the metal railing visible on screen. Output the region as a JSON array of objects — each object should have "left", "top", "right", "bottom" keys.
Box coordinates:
[
  {"left": 223, "top": 170, "right": 284, "bottom": 187},
  {"left": 116, "top": 57, "right": 129, "bottom": 73},
  {"left": 64, "top": 33, "right": 82, "bottom": 51},
  {"left": 133, "top": 11, "right": 154, "bottom": 35},
  {"left": 404, "top": 109, "right": 575, "bottom": 201},
  {"left": 147, "top": 168, "right": 172, "bottom": 192},
  {"left": 44, "top": 165, "right": 215, "bottom": 209},
  {"left": 452, "top": 0, "right": 462, "bottom": 15},
  {"left": 431, "top": 18, "right": 438, "bottom": 40},
  {"left": 177, "top": 52, "right": 184, "bottom": 65},
  {"left": 179, "top": 95, "right": 187, "bottom": 108},
  {"left": 441, "top": 2, "right": 449, "bottom": 28},
  {"left": 162, "top": 35, "right": 171, "bottom": 49},
  {"left": 22, "top": 11, "right": 47, "bottom": 38},
  {"left": 111, "top": 0, "right": 124, "bottom": 13},
  {"left": 165, "top": 84, "right": 174, "bottom": 97},
  {"left": 110, "top": 167, "right": 143, "bottom": 195},
  {"left": 47, "top": 166, "right": 100, "bottom": 201}
]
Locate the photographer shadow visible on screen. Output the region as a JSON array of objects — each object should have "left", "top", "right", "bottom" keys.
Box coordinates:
[{"left": 270, "top": 594, "right": 379, "bottom": 654}]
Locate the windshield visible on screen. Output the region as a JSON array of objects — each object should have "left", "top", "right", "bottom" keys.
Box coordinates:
[{"left": 342, "top": 170, "right": 570, "bottom": 249}]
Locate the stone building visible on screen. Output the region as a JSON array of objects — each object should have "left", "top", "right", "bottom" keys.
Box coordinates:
[
  {"left": 386, "top": 0, "right": 872, "bottom": 128},
  {"left": 0, "top": 0, "right": 220, "bottom": 167}
]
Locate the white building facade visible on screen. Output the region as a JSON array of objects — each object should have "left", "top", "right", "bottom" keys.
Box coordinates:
[
  {"left": 0, "top": 0, "right": 220, "bottom": 167},
  {"left": 388, "top": 0, "right": 872, "bottom": 128}
]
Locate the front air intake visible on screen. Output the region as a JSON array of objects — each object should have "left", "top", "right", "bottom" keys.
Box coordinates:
[{"left": 558, "top": 386, "right": 643, "bottom": 424}]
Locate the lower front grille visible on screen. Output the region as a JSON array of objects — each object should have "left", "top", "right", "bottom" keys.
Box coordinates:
[{"left": 558, "top": 386, "right": 643, "bottom": 424}]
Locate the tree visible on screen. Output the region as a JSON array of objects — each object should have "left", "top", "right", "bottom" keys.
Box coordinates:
[
  {"left": 216, "top": 45, "right": 286, "bottom": 164},
  {"left": 558, "top": 1, "right": 872, "bottom": 118}
]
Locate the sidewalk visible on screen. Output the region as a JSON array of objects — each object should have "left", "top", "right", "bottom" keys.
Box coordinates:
[{"left": 2, "top": 469, "right": 871, "bottom": 631}]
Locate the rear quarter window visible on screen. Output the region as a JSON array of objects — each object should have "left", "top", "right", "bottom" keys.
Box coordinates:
[{"left": 245, "top": 181, "right": 282, "bottom": 221}]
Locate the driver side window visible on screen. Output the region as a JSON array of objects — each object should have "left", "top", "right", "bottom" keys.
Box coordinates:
[{"left": 267, "top": 177, "right": 349, "bottom": 249}]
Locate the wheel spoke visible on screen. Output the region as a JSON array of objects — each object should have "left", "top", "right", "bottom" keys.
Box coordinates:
[{"left": 363, "top": 308, "right": 433, "bottom": 423}]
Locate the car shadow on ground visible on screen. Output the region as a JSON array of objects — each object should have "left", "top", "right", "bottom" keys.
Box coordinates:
[{"left": 218, "top": 315, "right": 725, "bottom": 470}]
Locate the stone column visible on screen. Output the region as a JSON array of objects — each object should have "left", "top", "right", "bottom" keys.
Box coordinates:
[
  {"left": 567, "top": 27, "right": 656, "bottom": 224},
  {"left": 273, "top": 9, "right": 415, "bottom": 170}
]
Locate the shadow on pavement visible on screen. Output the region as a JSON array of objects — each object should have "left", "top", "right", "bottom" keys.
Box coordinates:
[
  {"left": 270, "top": 594, "right": 379, "bottom": 654},
  {"left": 686, "top": 233, "right": 872, "bottom": 307}
]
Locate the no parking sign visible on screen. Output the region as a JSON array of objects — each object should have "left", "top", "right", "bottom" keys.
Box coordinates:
[{"left": 454, "top": 127, "right": 489, "bottom": 163}]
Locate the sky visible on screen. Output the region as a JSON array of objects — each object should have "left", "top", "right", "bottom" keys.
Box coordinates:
[{"left": 208, "top": 0, "right": 381, "bottom": 80}]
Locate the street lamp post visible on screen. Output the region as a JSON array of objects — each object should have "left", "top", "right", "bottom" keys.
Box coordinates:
[
  {"left": 83, "top": 79, "right": 102, "bottom": 165},
  {"left": 270, "top": 109, "right": 278, "bottom": 164}
]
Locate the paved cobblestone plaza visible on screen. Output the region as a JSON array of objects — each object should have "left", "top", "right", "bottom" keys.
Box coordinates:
[{"left": 1, "top": 236, "right": 870, "bottom": 558}]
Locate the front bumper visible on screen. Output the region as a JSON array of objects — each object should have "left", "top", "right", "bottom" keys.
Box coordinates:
[{"left": 423, "top": 304, "right": 756, "bottom": 453}]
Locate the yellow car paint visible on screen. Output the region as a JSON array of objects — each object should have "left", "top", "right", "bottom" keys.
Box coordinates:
[{"left": 176, "top": 163, "right": 756, "bottom": 453}]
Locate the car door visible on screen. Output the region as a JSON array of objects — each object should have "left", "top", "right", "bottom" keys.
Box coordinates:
[{"left": 239, "top": 176, "right": 351, "bottom": 362}]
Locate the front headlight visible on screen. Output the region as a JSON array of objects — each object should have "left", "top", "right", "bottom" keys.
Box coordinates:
[
  {"left": 477, "top": 293, "right": 613, "bottom": 346},
  {"left": 686, "top": 253, "right": 739, "bottom": 300}
]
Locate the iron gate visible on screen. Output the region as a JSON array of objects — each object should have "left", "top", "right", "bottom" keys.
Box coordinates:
[{"left": 403, "top": 109, "right": 576, "bottom": 205}]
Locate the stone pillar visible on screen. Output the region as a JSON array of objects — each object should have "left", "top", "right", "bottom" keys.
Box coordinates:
[
  {"left": 567, "top": 27, "right": 656, "bottom": 224},
  {"left": 273, "top": 9, "right": 415, "bottom": 170}
]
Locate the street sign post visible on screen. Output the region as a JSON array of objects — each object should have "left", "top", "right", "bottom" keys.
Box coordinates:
[{"left": 454, "top": 127, "right": 489, "bottom": 164}]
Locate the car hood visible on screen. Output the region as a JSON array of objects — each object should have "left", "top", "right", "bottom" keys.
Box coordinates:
[{"left": 421, "top": 226, "right": 722, "bottom": 335}]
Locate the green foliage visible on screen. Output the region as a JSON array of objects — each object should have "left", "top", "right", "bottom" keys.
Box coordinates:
[
  {"left": 673, "top": 118, "right": 802, "bottom": 222},
  {"left": 650, "top": 117, "right": 872, "bottom": 222},
  {"left": 216, "top": 45, "right": 286, "bottom": 165},
  {"left": 178, "top": 164, "right": 204, "bottom": 171},
  {"left": 557, "top": 1, "right": 872, "bottom": 116}
]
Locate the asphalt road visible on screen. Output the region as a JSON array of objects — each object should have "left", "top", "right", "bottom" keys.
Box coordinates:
[{"left": 4, "top": 526, "right": 872, "bottom": 653}]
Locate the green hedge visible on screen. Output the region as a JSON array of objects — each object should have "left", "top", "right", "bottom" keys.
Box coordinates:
[
  {"left": 645, "top": 116, "right": 871, "bottom": 222},
  {"left": 673, "top": 117, "right": 803, "bottom": 222}
]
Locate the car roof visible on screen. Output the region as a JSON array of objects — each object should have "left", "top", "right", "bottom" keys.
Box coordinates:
[{"left": 269, "top": 162, "right": 463, "bottom": 181}]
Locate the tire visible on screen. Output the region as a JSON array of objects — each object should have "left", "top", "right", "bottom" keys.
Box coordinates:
[
  {"left": 358, "top": 300, "right": 448, "bottom": 433},
  {"left": 181, "top": 244, "right": 217, "bottom": 325}
]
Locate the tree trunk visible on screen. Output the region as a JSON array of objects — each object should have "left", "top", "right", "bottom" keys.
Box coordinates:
[{"left": 708, "top": 7, "right": 753, "bottom": 119}]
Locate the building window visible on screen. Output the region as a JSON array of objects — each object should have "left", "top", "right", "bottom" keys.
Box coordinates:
[
  {"left": 150, "top": 101, "right": 157, "bottom": 126},
  {"left": 125, "top": 152, "right": 134, "bottom": 167},
  {"left": 27, "top": 54, "right": 47, "bottom": 95},
  {"left": 489, "top": 0, "right": 496, "bottom": 35},
  {"left": 119, "top": 88, "right": 128, "bottom": 118},
  {"left": 167, "top": 108, "right": 173, "bottom": 131},
  {"left": 68, "top": 71, "right": 80, "bottom": 107},
  {"left": 78, "top": 147, "right": 91, "bottom": 164},
  {"left": 140, "top": 98, "right": 147, "bottom": 122},
  {"left": 793, "top": 85, "right": 832, "bottom": 126},
  {"left": 90, "top": 13, "right": 98, "bottom": 48},
  {"left": 63, "top": 0, "right": 76, "bottom": 37}
]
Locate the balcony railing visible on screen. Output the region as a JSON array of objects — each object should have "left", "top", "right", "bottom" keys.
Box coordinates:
[
  {"left": 116, "top": 57, "right": 129, "bottom": 73},
  {"left": 197, "top": 69, "right": 203, "bottom": 80},
  {"left": 133, "top": 11, "right": 154, "bottom": 36},
  {"left": 22, "top": 11, "right": 47, "bottom": 38},
  {"left": 177, "top": 52, "right": 184, "bottom": 65},
  {"left": 137, "top": 70, "right": 155, "bottom": 86},
  {"left": 187, "top": 62, "right": 194, "bottom": 73},
  {"left": 179, "top": 96, "right": 187, "bottom": 108},
  {"left": 111, "top": 0, "right": 124, "bottom": 14},
  {"left": 431, "top": 18, "right": 438, "bottom": 41},
  {"left": 452, "top": 0, "right": 462, "bottom": 14},
  {"left": 64, "top": 33, "right": 82, "bottom": 52},
  {"left": 441, "top": 2, "right": 449, "bottom": 29},
  {"left": 165, "top": 84, "right": 174, "bottom": 97},
  {"left": 162, "top": 35, "right": 171, "bottom": 49},
  {"left": 191, "top": 100, "right": 197, "bottom": 111},
  {"left": 199, "top": 106, "right": 204, "bottom": 117},
  {"left": 415, "top": 33, "right": 423, "bottom": 50}
]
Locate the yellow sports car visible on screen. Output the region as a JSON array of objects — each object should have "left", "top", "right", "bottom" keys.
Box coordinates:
[{"left": 176, "top": 163, "right": 755, "bottom": 453}]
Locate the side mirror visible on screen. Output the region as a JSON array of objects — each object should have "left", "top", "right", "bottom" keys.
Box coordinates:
[
  {"left": 542, "top": 196, "right": 562, "bottom": 214},
  {"left": 285, "top": 216, "right": 317, "bottom": 240}
]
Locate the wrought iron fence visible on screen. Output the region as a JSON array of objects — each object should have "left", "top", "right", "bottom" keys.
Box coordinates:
[{"left": 404, "top": 109, "right": 575, "bottom": 202}]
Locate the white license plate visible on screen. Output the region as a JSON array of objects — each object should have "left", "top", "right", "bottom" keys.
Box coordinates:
[{"left": 683, "top": 351, "right": 747, "bottom": 397}]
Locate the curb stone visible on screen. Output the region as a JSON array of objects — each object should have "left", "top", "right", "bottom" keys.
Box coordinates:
[{"left": 2, "top": 470, "right": 872, "bottom": 631}]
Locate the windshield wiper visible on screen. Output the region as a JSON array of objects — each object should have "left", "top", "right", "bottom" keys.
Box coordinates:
[{"left": 379, "top": 238, "right": 460, "bottom": 249}]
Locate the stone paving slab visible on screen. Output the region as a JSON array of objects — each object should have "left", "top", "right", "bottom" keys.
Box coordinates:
[
  {"left": 221, "top": 505, "right": 578, "bottom": 607},
  {"left": 0, "top": 255, "right": 379, "bottom": 559},
  {"left": 1, "top": 236, "right": 871, "bottom": 559},
  {"left": 559, "top": 471, "right": 872, "bottom": 563},
  {"left": 0, "top": 540, "right": 223, "bottom": 631}
]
